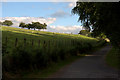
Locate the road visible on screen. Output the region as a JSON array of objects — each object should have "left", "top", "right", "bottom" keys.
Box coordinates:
[{"left": 49, "top": 45, "right": 119, "bottom": 78}]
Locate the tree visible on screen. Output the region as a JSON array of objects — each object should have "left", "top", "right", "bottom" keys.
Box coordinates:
[
  {"left": 25, "top": 24, "right": 31, "bottom": 29},
  {"left": 38, "top": 23, "right": 47, "bottom": 30},
  {"left": 2, "top": 20, "right": 13, "bottom": 26},
  {"left": 18, "top": 21, "right": 47, "bottom": 30},
  {"left": 78, "top": 30, "right": 90, "bottom": 36},
  {"left": 19, "top": 22, "right": 26, "bottom": 28},
  {"left": 43, "top": 23, "right": 47, "bottom": 29},
  {"left": 35, "top": 22, "right": 42, "bottom": 30},
  {"left": 91, "top": 32, "right": 106, "bottom": 40},
  {"left": 31, "top": 22, "right": 39, "bottom": 30},
  {"left": 72, "top": 2, "right": 120, "bottom": 47},
  {"left": 31, "top": 22, "right": 47, "bottom": 30}
]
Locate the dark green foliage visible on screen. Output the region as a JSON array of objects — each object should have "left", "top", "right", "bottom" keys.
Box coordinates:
[
  {"left": 95, "top": 40, "right": 106, "bottom": 47},
  {"left": 43, "top": 23, "right": 47, "bottom": 29},
  {"left": 51, "top": 52, "right": 59, "bottom": 62},
  {"left": 19, "top": 22, "right": 47, "bottom": 30},
  {"left": 9, "top": 46, "right": 31, "bottom": 71},
  {"left": 72, "top": 2, "right": 120, "bottom": 48},
  {"left": 2, "top": 39, "right": 106, "bottom": 73},
  {"left": 91, "top": 33, "right": 107, "bottom": 40},
  {"left": 34, "top": 48, "right": 48, "bottom": 68},
  {"left": 106, "top": 47, "right": 120, "bottom": 69},
  {"left": 2, "top": 42, "right": 8, "bottom": 56},
  {"left": 32, "top": 22, "right": 40, "bottom": 30},
  {"left": 19, "top": 22, "right": 26, "bottom": 28},
  {"left": 2, "top": 20, "right": 13, "bottom": 26},
  {"left": 59, "top": 49, "right": 66, "bottom": 60},
  {"left": 78, "top": 30, "right": 90, "bottom": 36}
]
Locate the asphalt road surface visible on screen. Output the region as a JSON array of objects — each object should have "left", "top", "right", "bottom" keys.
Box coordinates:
[{"left": 49, "top": 45, "right": 119, "bottom": 78}]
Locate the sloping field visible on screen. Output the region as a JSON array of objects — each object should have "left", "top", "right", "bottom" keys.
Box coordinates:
[{"left": 2, "top": 26, "right": 106, "bottom": 77}]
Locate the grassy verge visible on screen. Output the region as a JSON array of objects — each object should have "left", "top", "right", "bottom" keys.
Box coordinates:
[
  {"left": 13, "top": 45, "right": 106, "bottom": 78},
  {"left": 22, "top": 43, "right": 107, "bottom": 78},
  {"left": 24, "top": 55, "right": 85, "bottom": 78},
  {"left": 3, "top": 44, "right": 107, "bottom": 78},
  {"left": 105, "top": 47, "right": 120, "bottom": 69},
  {"left": 4, "top": 55, "right": 85, "bottom": 78}
]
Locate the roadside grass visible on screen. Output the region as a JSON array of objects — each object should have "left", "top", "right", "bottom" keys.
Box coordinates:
[
  {"left": 22, "top": 55, "right": 85, "bottom": 78},
  {"left": 16, "top": 45, "right": 105, "bottom": 78},
  {"left": 23, "top": 45, "right": 107, "bottom": 78},
  {"left": 2, "top": 26, "right": 107, "bottom": 78},
  {"left": 4, "top": 43, "right": 106, "bottom": 78},
  {"left": 105, "top": 47, "right": 120, "bottom": 69},
  {"left": 4, "top": 55, "right": 85, "bottom": 78}
]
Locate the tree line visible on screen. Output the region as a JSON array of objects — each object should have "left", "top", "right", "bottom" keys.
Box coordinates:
[
  {"left": 19, "top": 22, "right": 47, "bottom": 30},
  {"left": 0, "top": 20, "right": 47, "bottom": 30},
  {"left": 72, "top": 2, "right": 120, "bottom": 47},
  {"left": 0, "top": 20, "right": 13, "bottom": 26}
]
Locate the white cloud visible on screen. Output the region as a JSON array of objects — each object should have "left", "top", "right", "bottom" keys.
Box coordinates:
[
  {"left": 47, "top": 25, "right": 84, "bottom": 34},
  {"left": 0, "top": 17, "right": 56, "bottom": 27},
  {"left": 50, "top": 10, "right": 69, "bottom": 18},
  {"left": 68, "top": 2, "right": 76, "bottom": 8}
]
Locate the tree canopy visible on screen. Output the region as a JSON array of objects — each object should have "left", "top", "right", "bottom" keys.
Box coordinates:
[
  {"left": 72, "top": 2, "right": 120, "bottom": 47},
  {"left": 19, "top": 22, "right": 26, "bottom": 28},
  {"left": 19, "top": 22, "right": 47, "bottom": 30},
  {"left": 2, "top": 20, "right": 13, "bottom": 26},
  {"left": 78, "top": 30, "right": 90, "bottom": 36}
]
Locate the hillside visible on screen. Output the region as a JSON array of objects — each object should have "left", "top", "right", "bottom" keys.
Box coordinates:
[
  {"left": 2, "top": 26, "right": 97, "bottom": 41},
  {"left": 2, "top": 26, "right": 99, "bottom": 52},
  {"left": 2, "top": 26, "right": 106, "bottom": 78}
]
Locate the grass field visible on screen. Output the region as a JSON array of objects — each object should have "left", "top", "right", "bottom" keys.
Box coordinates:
[
  {"left": 106, "top": 47, "right": 120, "bottom": 69},
  {"left": 2, "top": 26, "right": 106, "bottom": 78}
]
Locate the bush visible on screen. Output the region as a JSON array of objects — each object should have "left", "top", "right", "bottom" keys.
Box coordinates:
[
  {"left": 95, "top": 40, "right": 107, "bottom": 47},
  {"left": 2, "top": 42, "right": 8, "bottom": 56},
  {"left": 59, "top": 48, "right": 67, "bottom": 60},
  {"left": 3, "top": 45, "right": 32, "bottom": 72},
  {"left": 50, "top": 49, "right": 59, "bottom": 62},
  {"left": 33, "top": 48, "right": 49, "bottom": 68}
]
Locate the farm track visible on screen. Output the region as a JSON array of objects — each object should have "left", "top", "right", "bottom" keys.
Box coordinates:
[{"left": 49, "top": 45, "right": 119, "bottom": 78}]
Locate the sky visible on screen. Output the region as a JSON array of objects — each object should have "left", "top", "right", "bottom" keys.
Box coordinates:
[{"left": 0, "top": 2, "right": 84, "bottom": 34}]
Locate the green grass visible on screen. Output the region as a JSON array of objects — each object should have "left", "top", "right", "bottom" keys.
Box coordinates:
[
  {"left": 2, "top": 26, "right": 97, "bottom": 40},
  {"left": 3, "top": 55, "right": 84, "bottom": 78},
  {"left": 2, "top": 26, "right": 98, "bottom": 51},
  {"left": 22, "top": 55, "right": 85, "bottom": 78},
  {"left": 2, "top": 26, "right": 106, "bottom": 78},
  {"left": 106, "top": 47, "right": 120, "bottom": 69}
]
